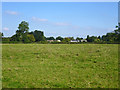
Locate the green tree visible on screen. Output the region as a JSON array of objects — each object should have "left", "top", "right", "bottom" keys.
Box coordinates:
[
  {"left": 76, "top": 37, "right": 83, "bottom": 41},
  {"left": 10, "top": 34, "right": 21, "bottom": 41},
  {"left": 0, "top": 32, "right": 3, "bottom": 38},
  {"left": 27, "top": 34, "right": 35, "bottom": 42},
  {"left": 2, "top": 38, "right": 10, "bottom": 42},
  {"left": 62, "top": 37, "right": 71, "bottom": 42},
  {"left": 115, "top": 23, "right": 120, "bottom": 42},
  {"left": 32, "top": 30, "right": 45, "bottom": 41},
  {"left": 16, "top": 21, "right": 29, "bottom": 41},
  {"left": 101, "top": 24, "right": 120, "bottom": 43},
  {"left": 46, "top": 37, "right": 55, "bottom": 40},
  {"left": 17, "top": 21, "right": 29, "bottom": 34},
  {"left": 56, "top": 36, "right": 63, "bottom": 41},
  {"left": 98, "top": 36, "right": 101, "bottom": 39},
  {"left": 22, "top": 34, "right": 30, "bottom": 43},
  {"left": 1, "top": 33, "right": 3, "bottom": 37},
  {"left": 87, "top": 35, "right": 98, "bottom": 42}
]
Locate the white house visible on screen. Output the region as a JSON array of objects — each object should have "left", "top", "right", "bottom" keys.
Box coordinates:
[
  {"left": 47, "top": 40, "right": 54, "bottom": 42},
  {"left": 57, "top": 40, "right": 61, "bottom": 42},
  {"left": 80, "top": 39, "right": 87, "bottom": 42},
  {"left": 70, "top": 40, "right": 80, "bottom": 42},
  {"left": 47, "top": 40, "right": 61, "bottom": 42}
]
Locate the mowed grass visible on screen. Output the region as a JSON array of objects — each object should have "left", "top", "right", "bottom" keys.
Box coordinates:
[{"left": 2, "top": 44, "right": 118, "bottom": 88}]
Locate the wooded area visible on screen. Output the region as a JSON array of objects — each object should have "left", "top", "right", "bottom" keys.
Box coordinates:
[{"left": 1, "top": 21, "right": 120, "bottom": 44}]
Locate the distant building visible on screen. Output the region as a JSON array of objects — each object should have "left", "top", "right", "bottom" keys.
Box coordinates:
[
  {"left": 47, "top": 40, "right": 61, "bottom": 42},
  {"left": 70, "top": 40, "right": 79, "bottom": 42},
  {"left": 57, "top": 40, "right": 61, "bottom": 42},
  {"left": 47, "top": 40, "right": 54, "bottom": 42},
  {"left": 80, "top": 39, "right": 87, "bottom": 42}
]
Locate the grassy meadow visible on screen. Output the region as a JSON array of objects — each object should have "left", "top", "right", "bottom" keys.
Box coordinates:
[{"left": 2, "top": 44, "right": 118, "bottom": 88}]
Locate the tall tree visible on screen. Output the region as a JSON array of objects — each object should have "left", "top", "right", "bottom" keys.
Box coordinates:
[
  {"left": 11, "top": 21, "right": 29, "bottom": 42},
  {"left": 17, "top": 21, "right": 29, "bottom": 34},
  {"left": 32, "top": 30, "right": 45, "bottom": 41},
  {"left": 0, "top": 32, "right": 3, "bottom": 38}
]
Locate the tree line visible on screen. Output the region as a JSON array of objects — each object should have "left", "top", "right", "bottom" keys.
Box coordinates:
[{"left": 1, "top": 21, "right": 120, "bottom": 44}]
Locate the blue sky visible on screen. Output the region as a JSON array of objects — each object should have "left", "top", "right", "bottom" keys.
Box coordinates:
[{"left": 2, "top": 2, "right": 118, "bottom": 38}]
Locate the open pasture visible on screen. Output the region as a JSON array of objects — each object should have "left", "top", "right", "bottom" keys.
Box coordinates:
[{"left": 2, "top": 44, "right": 118, "bottom": 88}]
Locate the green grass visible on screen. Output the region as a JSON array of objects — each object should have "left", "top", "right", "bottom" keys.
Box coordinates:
[{"left": 2, "top": 44, "right": 118, "bottom": 88}]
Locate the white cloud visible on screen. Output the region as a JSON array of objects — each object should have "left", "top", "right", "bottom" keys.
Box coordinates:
[
  {"left": 5, "top": 10, "right": 18, "bottom": 15},
  {"left": 32, "top": 17, "right": 48, "bottom": 22},
  {"left": 3, "top": 27, "right": 9, "bottom": 31}
]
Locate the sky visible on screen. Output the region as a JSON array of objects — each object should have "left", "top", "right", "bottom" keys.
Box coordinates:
[
  {"left": 2, "top": 2, "right": 118, "bottom": 38},
  {"left": 2, "top": 0, "right": 120, "bottom": 2},
  {"left": 118, "top": 1, "right": 120, "bottom": 22}
]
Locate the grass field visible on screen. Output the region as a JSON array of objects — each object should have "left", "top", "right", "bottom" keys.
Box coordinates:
[{"left": 2, "top": 44, "right": 118, "bottom": 88}]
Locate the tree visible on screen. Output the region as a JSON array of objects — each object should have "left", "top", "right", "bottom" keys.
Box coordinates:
[
  {"left": 46, "top": 37, "right": 55, "bottom": 40},
  {"left": 2, "top": 38, "right": 10, "bottom": 42},
  {"left": 27, "top": 34, "right": 35, "bottom": 42},
  {"left": 56, "top": 36, "right": 63, "bottom": 41},
  {"left": 115, "top": 23, "right": 120, "bottom": 42},
  {"left": 100, "top": 24, "right": 120, "bottom": 43},
  {"left": 0, "top": 32, "right": 3, "bottom": 38},
  {"left": 11, "top": 21, "right": 29, "bottom": 42},
  {"left": 94, "top": 38, "right": 100, "bottom": 43},
  {"left": 76, "top": 37, "right": 82, "bottom": 41},
  {"left": 86, "top": 35, "right": 91, "bottom": 42},
  {"left": 32, "top": 30, "right": 45, "bottom": 41},
  {"left": 98, "top": 36, "right": 101, "bottom": 39},
  {"left": 10, "top": 21, "right": 46, "bottom": 43},
  {"left": 17, "top": 21, "right": 29, "bottom": 34},
  {"left": 87, "top": 35, "right": 98, "bottom": 42},
  {"left": 69, "top": 37, "right": 74, "bottom": 40},
  {"left": 62, "top": 37, "right": 71, "bottom": 42},
  {"left": 10, "top": 34, "right": 21, "bottom": 41},
  {"left": 16, "top": 21, "right": 29, "bottom": 41},
  {"left": 1, "top": 33, "right": 3, "bottom": 37},
  {"left": 21, "top": 33, "right": 30, "bottom": 43}
]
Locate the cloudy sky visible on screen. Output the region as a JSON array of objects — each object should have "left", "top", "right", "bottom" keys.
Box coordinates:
[{"left": 2, "top": 2, "right": 118, "bottom": 38}]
